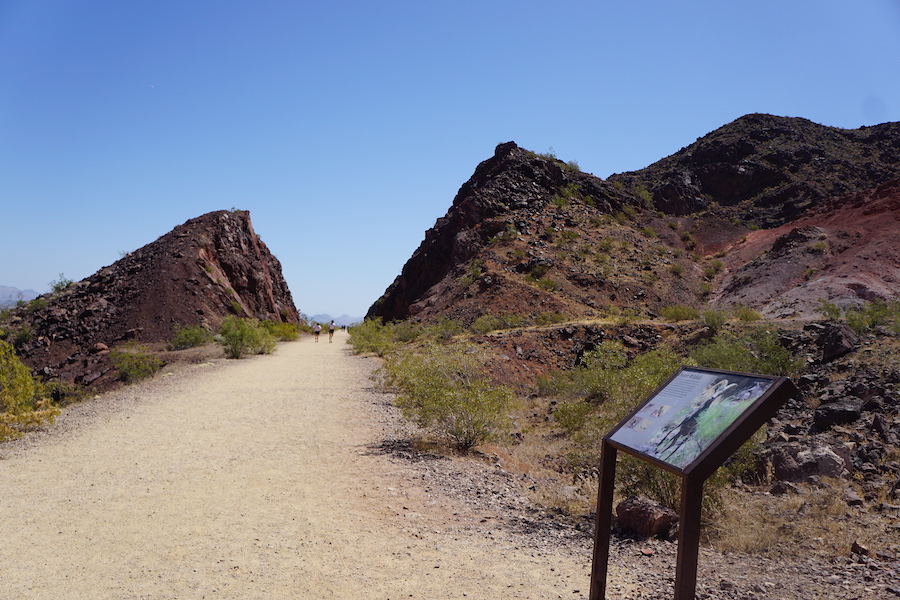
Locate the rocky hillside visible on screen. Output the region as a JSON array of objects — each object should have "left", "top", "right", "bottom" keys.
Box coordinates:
[
  {"left": 368, "top": 115, "right": 900, "bottom": 325},
  {"left": 362, "top": 116, "right": 900, "bottom": 569},
  {"left": 609, "top": 113, "right": 900, "bottom": 226},
  {"left": 3, "top": 210, "right": 299, "bottom": 390}
]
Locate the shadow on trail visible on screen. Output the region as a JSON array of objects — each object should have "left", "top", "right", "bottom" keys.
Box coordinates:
[{"left": 361, "top": 437, "right": 594, "bottom": 550}]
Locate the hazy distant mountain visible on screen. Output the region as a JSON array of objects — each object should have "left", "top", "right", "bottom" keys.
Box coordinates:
[
  {"left": 310, "top": 314, "right": 362, "bottom": 327},
  {"left": 0, "top": 285, "right": 39, "bottom": 308}
]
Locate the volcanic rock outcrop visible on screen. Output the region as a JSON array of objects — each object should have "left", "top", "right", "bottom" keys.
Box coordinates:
[
  {"left": 367, "top": 141, "right": 642, "bottom": 323},
  {"left": 8, "top": 210, "right": 298, "bottom": 389},
  {"left": 609, "top": 113, "right": 900, "bottom": 226}
]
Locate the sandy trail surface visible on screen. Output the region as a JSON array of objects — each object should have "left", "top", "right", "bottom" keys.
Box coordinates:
[{"left": 0, "top": 332, "right": 595, "bottom": 599}]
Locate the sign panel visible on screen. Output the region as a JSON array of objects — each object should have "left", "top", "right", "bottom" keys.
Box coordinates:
[{"left": 607, "top": 368, "right": 775, "bottom": 470}]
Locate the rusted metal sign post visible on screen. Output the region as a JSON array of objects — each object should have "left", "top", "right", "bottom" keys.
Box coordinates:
[{"left": 589, "top": 367, "right": 798, "bottom": 600}]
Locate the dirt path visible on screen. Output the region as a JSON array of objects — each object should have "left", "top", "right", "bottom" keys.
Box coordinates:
[{"left": 0, "top": 332, "right": 595, "bottom": 599}]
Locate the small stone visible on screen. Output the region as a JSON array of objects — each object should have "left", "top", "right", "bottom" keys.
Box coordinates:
[{"left": 851, "top": 540, "right": 870, "bottom": 556}]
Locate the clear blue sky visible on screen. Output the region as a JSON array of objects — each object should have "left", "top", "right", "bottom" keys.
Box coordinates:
[{"left": 2, "top": 1, "right": 898, "bottom": 318}]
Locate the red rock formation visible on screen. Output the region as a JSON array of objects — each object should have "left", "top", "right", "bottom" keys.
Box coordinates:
[{"left": 10, "top": 210, "right": 299, "bottom": 389}]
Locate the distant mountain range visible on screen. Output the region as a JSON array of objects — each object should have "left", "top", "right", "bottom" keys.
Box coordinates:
[
  {"left": 0, "top": 285, "right": 40, "bottom": 308},
  {"left": 310, "top": 314, "right": 363, "bottom": 327}
]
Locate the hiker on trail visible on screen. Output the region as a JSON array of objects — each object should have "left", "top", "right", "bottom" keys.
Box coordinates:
[
  {"left": 328, "top": 320, "right": 335, "bottom": 343},
  {"left": 313, "top": 323, "right": 321, "bottom": 342}
]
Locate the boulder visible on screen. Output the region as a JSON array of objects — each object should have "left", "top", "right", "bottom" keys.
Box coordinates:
[
  {"left": 772, "top": 444, "right": 850, "bottom": 482},
  {"left": 615, "top": 496, "right": 678, "bottom": 539},
  {"left": 814, "top": 399, "right": 863, "bottom": 429},
  {"left": 818, "top": 324, "right": 859, "bottom": 362}
]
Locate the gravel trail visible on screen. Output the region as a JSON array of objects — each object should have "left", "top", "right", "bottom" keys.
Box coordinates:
[{"left": 0, "top": 332, "right": 594, "bottom": 599}]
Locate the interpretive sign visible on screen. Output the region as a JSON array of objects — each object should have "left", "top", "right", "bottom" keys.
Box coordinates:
[
  {"left": 608, "top": 369, "right": 776, "bottom": 472},
  {"left": 590, "top": 366, "right": 798, "bottom": 600}
]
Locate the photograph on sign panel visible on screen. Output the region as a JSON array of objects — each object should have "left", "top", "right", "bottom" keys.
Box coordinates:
[{"left": 609, "top": 370, "right": 774, "bottom": 469}]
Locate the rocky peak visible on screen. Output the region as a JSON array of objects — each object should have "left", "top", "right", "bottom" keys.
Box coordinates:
[
  {"left": 368, "top": 142, "right": 639, "bottom": 322},
  {"left": 609, "top": 114, "right": 900, "bottom": 225},
  {"left": 7, "top": 209, "right": 298, "bottom": 389}
]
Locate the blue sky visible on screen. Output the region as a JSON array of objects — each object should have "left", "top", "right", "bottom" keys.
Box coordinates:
[{"left": 2, "top": 1, "right": 898, "bottom": 318}]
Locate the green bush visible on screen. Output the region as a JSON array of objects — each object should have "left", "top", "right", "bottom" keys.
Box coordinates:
[
  {"left": 814, "top": 298, "right": 842, "bottom": 321},
  {"left": 261, "top": 320, "right": 301, "bottom": 341},
  {"left": 535, "top": 312, "right": 567, "bottom": 326},
  {"left": 50, "top": 273, "right": 73, "bottom": 293},
  {"left": 844, "top": 300, "right": 900, "bottom": 335},
  {"left": 378, "top": 342, "right": 514, "bottom": 452},
  {"left": 167, "top": 324, "right": 214, "bottom": 350},
  {"left": 0, "top": 340, "right": 59, "bottom": 440},
  {"left": 349, "top": 319, "right": 399, "bottom": 357},
  {"left": 537, "top": 278, "right": 558, "bottom": 292},
  {"left": 424, "top": 318, "right": 464, "bottom": 341},
  {"left": 659, "top": 304, "right": 699, "bottom": 321},
  {"left": 701, "top": 309, "right": 728, "bottom": 333},
  {"left": 553, "top": 342, "right": 683, "bottom": 480},
  {"left": 110, "top": 343, "right": 164, "bottom": 382},
  {"left": 470, "top": 314, "right": 506, "bottom": 335},
  {"left": 689, "top": 329, "right": 803, "bottom": 377},
  {"left": 733, "top": 304, "right": 762, "bottom": 322},
  {"left": 217, "top": 316, "right": 276, "bottom": 359}
]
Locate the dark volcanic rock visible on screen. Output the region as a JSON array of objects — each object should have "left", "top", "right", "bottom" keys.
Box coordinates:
[
  {"left": 609, "top": 114, "right": 900, "bottom": 227},
  {"left": 616, "top": 496, "right": 678, "bottom": 539},
  {"left": 9, "top": 210, "right": 299, "bottom": 390},
  {"left": 367, "top": 142, "right": 637, "bottom": 322}
]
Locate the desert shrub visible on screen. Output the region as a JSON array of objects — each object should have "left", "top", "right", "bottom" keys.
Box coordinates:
[
  {"left": 41, "top": 379, "right": 87, "bottom": 406},
  {"left": 378, "top": 342, "right": 514, "bottom": 451},
  {"left": 689, "top": 329, "right": 803, "bottom": 377},
  {"left": 733, "top": 304, "right": 762, "bottom": 322},
  {"left": 9, "top": 324, "right": 34, "bottom": 349},
  {"left": 470, "top": 314, "right": 505, "bottom": 335},
  {"left": 110, "top": 343, "right": 164, "bottom": 382},
  {"left": 217, "top": 316, "right": 276, "bottom": 359},
  {"left": 659, "top": 304, "right": 699, "bottom": 321},
  {"left": 670, "top": 263, "right": 686, "bottom": 277},
  {"left": 617, "top": 432, "right": 764, "bottom": 516},
  {"left": 617, "top": 456, "right": 681, "bottom": 510},
  {"left": 537, "top": 278, "right": 558, "bottom": 292},
  {"left": 528, "top": 263, "right": 550, "bottom": 279},
  {"left": 559, "top": 229, "right": 579, "bottom": 243},
  {"left": 349, "top": 319, "right": 399, "bottom": 357},
  {"left": 844, "top": 300, "right": 900, "bottom": 335},
  {"left": 391, "top": 320, "right": 424, "bottom": 343},
  {"left": 49, "top": 273, "right": 73, "bottom": 293},
  {"left": 703, "top": 260, "right": 723, "bottom": 280},
  {"left": 422, "top": 318, "right": 463, "bottom": 341},
  {"left": 261, "top": 320, "right": 301, "bottom": 341},
  {"left": 0, "top": 340, "right": 59, "bottom": 440},
  {"left": 349, "top": 319, "right": 426, "bottom": 356},
  {"left": 25, "top": 297, "right": 47, "bottom": 313},
  {"left": 632, "top": 186, "right": 652, "bottom": 204},
  {"left": 167, "top": 324, "right": 214, "bottom": 350},
  {"left": 535, "top": 312, "right": 567, "bottom": 326},
  {"left": 500, "top": 314, "right": 525, "bottom": 328},
  {"left": 556, "top": 342, "right": 683, "bottom": 479},
  {"left": 702, "top": 309, "right": 728, "bottom": 333},
  {"left": 814, "top": 298, "right": 841, "bottom": 321}
]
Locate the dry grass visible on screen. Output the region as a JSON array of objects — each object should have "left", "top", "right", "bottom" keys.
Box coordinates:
[{"left": 707, "top": 480, "right": 900, "bottom": 559}]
